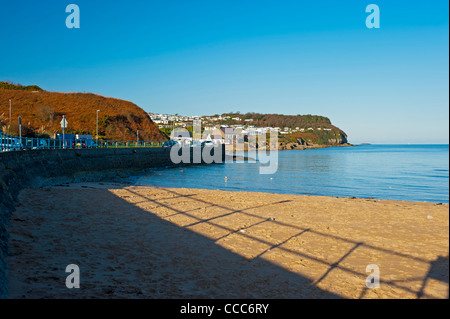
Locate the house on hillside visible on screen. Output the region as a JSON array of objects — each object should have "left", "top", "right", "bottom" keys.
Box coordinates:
[
  {"left": 170, "top": 129, "right": 192, "bottom": 145},
  {"left": 217, "top": 126, "right": 243, "bottom": 145},
  {"left": 202, "top": 126, "right": 225, "bottom": 144}
]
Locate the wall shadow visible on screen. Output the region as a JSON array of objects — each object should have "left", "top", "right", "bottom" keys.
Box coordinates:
[
  {"left": 7, "top": 184, "right": 448, "bottom": 299},
  {"left": 123, "top": 186, "right": 449, "bottom": 299},
  {"left": 7, "top": 185, "right": 340, "bottom": 299},
  {"left": 127, "top": 187, "right": 449, "bottom": 298}
]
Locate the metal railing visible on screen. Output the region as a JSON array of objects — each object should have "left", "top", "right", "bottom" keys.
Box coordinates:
[
  {"left": 1, "top": 131, "right": 166, "bottom": 152},
  {"left": 97, "top": 140, "right": 165, "bottom": 148}
]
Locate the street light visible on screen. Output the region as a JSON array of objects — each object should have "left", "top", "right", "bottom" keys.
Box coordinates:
[
  {"left": 9, "top": 99, "right": 11, "bottom": 127},
  {"left": 96, "top": 109, "right": 100, "bottom": 141}
]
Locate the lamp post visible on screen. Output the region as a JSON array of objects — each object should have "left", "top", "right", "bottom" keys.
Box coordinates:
[
  {"left": 18, "top": 116, "right": 22, "bottom": 141},
  {"left": 96, "top": 109, "right": 100, "bottom": 142},
  {"left": 62, "top": 115, "right": 66, "bottom": 149},
  {"left": 9, "top": 99, "right": 11, "bottom": 128}
]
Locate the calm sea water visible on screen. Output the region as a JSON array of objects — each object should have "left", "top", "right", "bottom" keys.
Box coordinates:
[{"left": 130, "top": 145, "right": 449, "bottom": 203}]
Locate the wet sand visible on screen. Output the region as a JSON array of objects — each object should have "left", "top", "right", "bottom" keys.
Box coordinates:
[{"left": 7, "top": 183, "right": 449, "bottom": 299}]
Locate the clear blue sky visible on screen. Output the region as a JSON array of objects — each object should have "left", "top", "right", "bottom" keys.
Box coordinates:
[{"left": 0, "top": 0, "right": 448, "bottom": 143}]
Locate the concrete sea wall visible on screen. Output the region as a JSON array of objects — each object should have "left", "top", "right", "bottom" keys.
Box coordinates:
[{"left": 0, "top": 146, "right": 223, "bottom": 298}]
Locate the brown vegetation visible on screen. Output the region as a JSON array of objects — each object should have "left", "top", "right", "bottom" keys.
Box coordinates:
[{"left": 0, "top": 88, "right": 168, "bottom": 141}]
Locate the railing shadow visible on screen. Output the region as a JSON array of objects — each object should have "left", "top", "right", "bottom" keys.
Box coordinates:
[
  {"left": 417, "top": 255, "right": 449, "bottom": 299},
  {"left": 8, "top": 184, "right": 448, "bottom": 299},
  {"left": 120, "top": 186, "right": 449, "bottom": 299},
  {"left": 7, "top": 185, "right": 340, "bottom": 299}
]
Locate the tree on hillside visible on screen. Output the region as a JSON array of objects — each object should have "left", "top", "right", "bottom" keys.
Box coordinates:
[
  {"left": 0, "top": 81, "right": 43, "bottom": 91},
  {"left": 36, "top": 105, "right": 56, "bottom": 123}
]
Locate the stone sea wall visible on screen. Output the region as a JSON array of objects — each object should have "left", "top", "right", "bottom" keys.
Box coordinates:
[{"left": 0, "top": 146, "right": 223, "bottom": 298}]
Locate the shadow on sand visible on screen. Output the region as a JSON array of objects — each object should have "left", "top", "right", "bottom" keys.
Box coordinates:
[
  {"left": 7, "top": 185, "right": 339, "bottom": 299},
  {"left": 7, "top": 184, "right": 449, "bottom": 299}
]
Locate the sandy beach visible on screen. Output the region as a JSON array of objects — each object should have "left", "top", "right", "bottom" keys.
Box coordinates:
[{"left": 6, "top": 183, "right": 449, "bottom": 299}]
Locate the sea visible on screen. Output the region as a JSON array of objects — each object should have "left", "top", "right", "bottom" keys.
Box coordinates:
[{"left": 130, "top": 144, "right": 449, "bottom": 203}]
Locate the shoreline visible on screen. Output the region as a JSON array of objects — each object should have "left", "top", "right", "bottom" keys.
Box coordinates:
[
  {"left": 130, "top": 183, "right": 450, "bottom": 205},
  {"left": 230, "top": 143, "right": 355, "bottom": 152},
  {"left": 6, "top": 183, "right": 449, "bottom": 299}
]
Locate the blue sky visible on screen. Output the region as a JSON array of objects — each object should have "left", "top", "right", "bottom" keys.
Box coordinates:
[{"left": 0, "top": 0, "right": 448, "bottom": 143}]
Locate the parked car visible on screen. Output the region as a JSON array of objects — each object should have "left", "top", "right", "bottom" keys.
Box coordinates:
[
  {"left": 76, "top": 135, "right": 97, "bottom": 148},
  {"left": 23, "top": 139, "right": 48, "bottom": 150},
  {"left": 1, "top": 136, "right": 23, "bottom": 151},
  {"left": 201, "top": 141, "right": 215, "bottom": 147},
  {"left": 72, "top": 140, "right": 87, "bottom": 149},
  {"left": 55, "top": 133, "right": 75, "bottom": 149},
  {"left": 191, "top": 141, "right": 203, "bottom": 147},
  {"left": 163, "top": 140, "right": 179, "bottom": 147}
]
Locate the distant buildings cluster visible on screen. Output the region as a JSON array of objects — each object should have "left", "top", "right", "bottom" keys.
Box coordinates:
[
  {"left": 149, "top": 113, "right": 240, "bottom": 125},
  {"left": 149, "top": 113, "right": 200, "bottom": 125},
  {"left": 149, "top": 112, "right": 333, "bottom": 143}
]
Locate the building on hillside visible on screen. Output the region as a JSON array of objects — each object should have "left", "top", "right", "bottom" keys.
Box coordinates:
[{"left": 170, "top": 129, "right": 192, "bottom": 145}]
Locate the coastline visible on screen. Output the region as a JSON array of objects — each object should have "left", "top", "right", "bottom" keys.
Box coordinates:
[
  {"left": 231, "top": 143, "right": 354, "bottom": 152},
  {"left": 7, "top": 183, "right": 449, "bottom": 299},
  {"left": 275, "top": 143, "right": 354, "bottom": 151}
]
